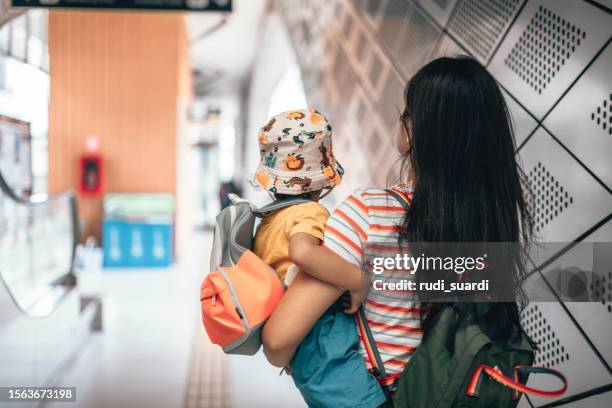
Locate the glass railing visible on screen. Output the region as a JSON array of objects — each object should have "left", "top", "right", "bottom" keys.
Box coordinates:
[{"left": 0, "top": 170, "right": 78, "bottom": 314}]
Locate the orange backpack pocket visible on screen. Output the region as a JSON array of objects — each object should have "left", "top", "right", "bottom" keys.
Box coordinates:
[
  {"left": 228, "top": 251, "right": 284, "bottom": 326},
  {"left": 200, "top": 270, "right": 246, "bottom": 347},
  {"left": 200, "top": 251, "right": 285, "bottom": 354}
]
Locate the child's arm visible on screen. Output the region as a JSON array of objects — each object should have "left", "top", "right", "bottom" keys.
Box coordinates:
[
  {"left": 288, "top": 232, "right": 365, "bottom": 293},
  {"left": 262, "top": 271, "right": 342, "bottom": 367}
]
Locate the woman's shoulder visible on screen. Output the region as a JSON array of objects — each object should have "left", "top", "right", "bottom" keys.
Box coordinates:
[
  {"left": 328, "top": 185, "right": 413, "bottom": 221},
  {"left": 346, "top": 184, "right": 414, "bottom": 204}
]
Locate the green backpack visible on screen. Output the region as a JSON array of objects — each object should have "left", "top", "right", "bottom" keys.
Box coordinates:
[{"left": 358, "top": 306, "right": 568, "bottom": 408}]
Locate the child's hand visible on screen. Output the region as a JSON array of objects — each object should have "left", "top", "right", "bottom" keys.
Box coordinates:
[
  {"left": 343, "top": 270, "right": 369, "bottom": 314},
  {"left": 343, "top": 289, "right": 364, "bottom": 314}
]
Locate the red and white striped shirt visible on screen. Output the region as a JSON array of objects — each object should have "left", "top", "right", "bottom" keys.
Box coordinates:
[{"left": 323, "top": 185, "right": 423, "bottom": 375}]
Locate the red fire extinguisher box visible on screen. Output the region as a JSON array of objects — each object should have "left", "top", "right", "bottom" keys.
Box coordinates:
[{"left": 80, "top": 154, "right": 103, "bottom": 196}]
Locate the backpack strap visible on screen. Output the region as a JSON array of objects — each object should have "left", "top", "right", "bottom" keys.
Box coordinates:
[
  {"left": 356, "top": 308, "right": 400, "bottom": 394},
  {"left": 254, "top": 197, "right": 312, "bottom": 217},
  {"left": 466, "top": 364, "right": 568, "bottom": 399},
  {"left": 353, "top": 189, "right": 409, "bottom": 395},
  {"left": 385, "top": 189, "right": 411, "bottom": 211}
]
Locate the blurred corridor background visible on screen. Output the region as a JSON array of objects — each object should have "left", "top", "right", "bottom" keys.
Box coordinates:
[{"left": 0, "top": 0, "right": 611, "bottom": 407}]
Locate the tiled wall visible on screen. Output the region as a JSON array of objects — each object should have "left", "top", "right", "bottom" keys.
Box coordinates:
[{"left": 275, "top": 0, "right": 612, "bottom": 405}]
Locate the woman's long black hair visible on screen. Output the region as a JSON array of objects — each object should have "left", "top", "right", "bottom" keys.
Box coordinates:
[{"left": 398, "top": 56, "right": 534, "bottom": 344}]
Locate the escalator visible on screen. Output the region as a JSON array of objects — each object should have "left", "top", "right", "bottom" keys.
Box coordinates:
[{"left": 0, "top": 130, "right": 100, "bottom": 398}]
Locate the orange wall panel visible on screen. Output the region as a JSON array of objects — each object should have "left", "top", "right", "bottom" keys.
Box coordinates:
[{"left": 48, "top": 10, "right": 191, "bottom": 241}]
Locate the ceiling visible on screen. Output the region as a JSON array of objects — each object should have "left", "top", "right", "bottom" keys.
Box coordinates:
[
  {"left": 187, "top": 0, "right": 269, "bottom": 97},
  {"left": 2, "top": 0, "right": 266, "bottom": 96}
]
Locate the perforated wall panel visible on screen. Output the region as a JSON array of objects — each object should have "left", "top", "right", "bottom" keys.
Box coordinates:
[
  {"left": 430, "top": 33, "right": 465, "bottom": 59},
  {"left": 544, "top": 44, "right": 612, "bottom": 189},
  {"left": 377, "top": 0, "right": 414, "bottom": 56},
  {"left": 592, "top": 95, "right": 612, "bottom": 135},
  {"left": 342, "top": 119, "right": 375, "bottom": 188},
  {"left": 503, "top": 89, "right": 538, "bottom": 147},
  {"left": 342, "top": 7, "right": 366, "bottom": 70},
  {"left": 537, "top": 241, "right": 612, "bottom": 370},
  {"left": 489, "top": 0, "right": 612, "bottom": 119},
  {"left": 594, "top": 0, "right": 612, "bottom": 9},
  {"left": 395, "top": 5, "right": 442, "bottom": 78},
  {"left": 521, "top": 273, "right": 611, "bottom": 406},
  {"left": 448, "top": 0, "right": 525, "bottom": 63},
  {"left": 366, "top": 116, "right": 398, "bottom": 186},
  {"left": 331, "top": 46, "right": 356, "bottom": 108},
  {"left": 415, "top": 0, "right": 457, "bottom": 28},
  {"left": 364, "top": 40, "right": 392, "bottom": 100},
  {"left": 527, "top": 160, "right": 575, "bottom": 232},
  {"left": 377, "top": 68, "right": 405, "bottom": 133},
  {"left": 522, "top": 304, "right": 571, "bottom": 368},
  {"left": 519, "top": 128, "right": 612, "bottom": 242},
  {"left": 354, "top": 0, "right": 386, "bottom": 30},
  {"left": 553, "top": 390, "right": 612, "bottom": 408},
  {"left": 585, "top": 218, "right": 612, "bottom": 243}
]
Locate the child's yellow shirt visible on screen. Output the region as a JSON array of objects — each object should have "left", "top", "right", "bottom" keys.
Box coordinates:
[{"left": 253, "top": 201, "right": 329, "bottom": 279}]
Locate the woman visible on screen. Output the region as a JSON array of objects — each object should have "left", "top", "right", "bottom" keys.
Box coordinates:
[{"left": 263, "top": 56, "right": 533, "bottom": 406}]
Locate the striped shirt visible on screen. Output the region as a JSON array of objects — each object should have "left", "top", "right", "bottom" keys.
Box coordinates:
[{"left": 323, "top": 185, "right": 423, "bottom": 375}]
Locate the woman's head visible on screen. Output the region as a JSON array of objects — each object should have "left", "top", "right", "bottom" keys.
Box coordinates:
[
  {"left": 399, "top": 55, "right": 531, "bottom": 243},
  {"left": 397, "top": 56, "right": 533, "bottom": 342}
]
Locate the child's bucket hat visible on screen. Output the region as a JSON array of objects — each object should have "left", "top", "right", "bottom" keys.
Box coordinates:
[{"left": 250, "top": 109, "right": 344, "bottom": 195}]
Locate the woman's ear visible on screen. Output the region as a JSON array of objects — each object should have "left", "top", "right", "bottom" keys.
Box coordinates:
[{"left": 396, "top": 120, "right": 411, "bottom": 154}]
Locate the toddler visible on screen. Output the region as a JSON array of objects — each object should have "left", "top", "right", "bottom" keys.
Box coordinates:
[
  {"left": 251, "top": 108, "right": 343, "bottom": 282},
  {"left": 252, "top": 109, "right": 386, "bottom": 408}
]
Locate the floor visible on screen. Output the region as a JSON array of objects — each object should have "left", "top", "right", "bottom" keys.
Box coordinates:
[{"left": 48, "top": 232, "right": 305, "bottom": 408}]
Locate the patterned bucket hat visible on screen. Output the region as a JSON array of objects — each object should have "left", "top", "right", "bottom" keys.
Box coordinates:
[{"left": 251, "top": 109, "right": 344, "bottom": 195}]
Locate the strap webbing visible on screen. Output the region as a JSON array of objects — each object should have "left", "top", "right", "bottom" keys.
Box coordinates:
[
  {"left": 385, "top": 188, "right": 411, "bottom": 211},
  {"left": 466, "top": 364, "right": 568, "bottom": 399},
  {"left": 353, "top": 189, "right": 410, "bottom": 392},
  {"left": 357, "top": 308, "right": 387, "bottom": 379},
  {"left": 356, "top": 308, "right": 400, "bottom": 390},
  {"left": 253, "top": 197, "right": 312, "bottom": 217}
]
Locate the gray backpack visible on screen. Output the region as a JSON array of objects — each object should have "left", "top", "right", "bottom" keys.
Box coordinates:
[
  {"left": 201, "top": 194, "right": 311, "bottom": 355},
  {"left": 208, "top": 194, "right": 311, "bottom": 271}
]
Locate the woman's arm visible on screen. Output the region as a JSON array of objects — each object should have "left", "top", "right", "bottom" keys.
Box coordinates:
[
  {"left": 262, "top": 271, "right": 342, "bottom": 367},
  {"left": 288, "top": 232, "right": 364, "bottom": 292}
]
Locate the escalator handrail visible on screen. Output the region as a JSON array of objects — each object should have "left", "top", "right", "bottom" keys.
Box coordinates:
[
  {"left": 0, "top": 167, "right": 81, "bottom": 318},
  {"left": 0, "top": 167, "right": 73, "bottom": 206}
]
